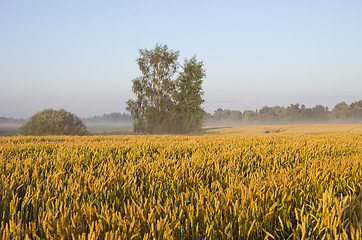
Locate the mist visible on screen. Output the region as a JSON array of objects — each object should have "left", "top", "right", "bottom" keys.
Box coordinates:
[{"left": 1, "top": 100, "right": 361, "bottom": 136}]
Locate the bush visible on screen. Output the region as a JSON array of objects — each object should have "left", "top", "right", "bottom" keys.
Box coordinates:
[{"left": 20, "top": 109, "right": 88, "bottom": 136}]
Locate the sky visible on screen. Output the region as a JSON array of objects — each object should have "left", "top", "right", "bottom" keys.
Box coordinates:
[{"left": 1, "top": 0, "right": 361, "bottom": 118}]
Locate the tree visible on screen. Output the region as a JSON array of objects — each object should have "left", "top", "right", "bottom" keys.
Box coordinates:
[
  {"left": 349, "top": 100, "right": 362, "bottom": 120},
  {"left": 20, "top": 109, "right": 88, "bottom": 136},
  {"left": 127, "top": 44, "right": 206, "bottom": 134},
  {"left": 310, "top": 105, "right": 329, "bottom": 121},
  {"left": 331, "top": 101, "right": 350, "bottom": 120},
  {"left": 258, "top": 106, "right": 273, "bottom": 122},
  {"left": 126, "top": 44, "right": 179, "bottom": 133},
  {"left": 172, "top": 56, "right": 206, "bottom": 133},
  {"left": 242, "top": 110, "right": 256, "bottom": 124},
  {"left": 283, "top": 104, "right": 301, "bottom": 122}
]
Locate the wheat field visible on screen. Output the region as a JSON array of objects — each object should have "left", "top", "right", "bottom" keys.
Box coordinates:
[{"left": 0, "top": 125, "right": 361, "bottom": 239}]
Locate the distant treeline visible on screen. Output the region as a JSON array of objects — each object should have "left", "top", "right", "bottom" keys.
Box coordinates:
[
  {"left": 82, "top": 113, "right": 133, "bottom": 124},
  {"left": 0, "top": 113, "right": 133, "bottom": 125},
  {"left": 81, "top": 100, "right": 362, "bottom": 126},
  {"left": 0, "top": 117, "right": 25, "bottom": 124},
  {"left": 206, "top": 100, "right": 362, "bottom": 125},
  {"left": 2, "top": 100, "right": 361, "bottom": 127}
]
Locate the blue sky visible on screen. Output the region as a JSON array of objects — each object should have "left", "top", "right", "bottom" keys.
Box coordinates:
[{"left": 1, "top": 0, "right": 361, "bottom": 118}]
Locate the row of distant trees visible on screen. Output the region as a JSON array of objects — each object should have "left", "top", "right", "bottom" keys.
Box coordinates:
[
  {"left": 0, "top": 113, "right": 132, "bottom": 124},
  {"left": 4, "top": 100, "right": 360, "bottom": 125},
  {"left": 2, "top": 100, "right": 361, "bottom": 128},
  {"left": 206, "top": 100, "right": 362, "bottom": 125},
  {"left": 1, "top": 100, "right": 360, "bottom": 136},
  {"left": 0, "top": 117, "right": 25, "bottom": 123},
  {"left": 66, "top": 99, "right": 362, "bottom": 126},
  {"left": 82, "top": 113, "right": 132, "bottom": 124}
]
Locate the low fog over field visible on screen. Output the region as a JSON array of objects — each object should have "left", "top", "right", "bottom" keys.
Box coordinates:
[{"left": 1, "top": 99, "right": 361, "bottom": 135}]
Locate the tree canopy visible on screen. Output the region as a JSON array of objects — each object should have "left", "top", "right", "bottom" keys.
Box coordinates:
[
  {"left": 20, "top": 109, "right": 88, "bottom": 136},
  {"left": 127, "top": 44, "right": 205, "bottom": 134},
  {"left": 205, "top": 100, "right": 362, "bottom": 125}
]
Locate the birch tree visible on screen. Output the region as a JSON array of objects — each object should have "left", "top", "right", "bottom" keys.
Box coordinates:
[{"left": 126, "top": 44, "right": 179, "bottom": 133}]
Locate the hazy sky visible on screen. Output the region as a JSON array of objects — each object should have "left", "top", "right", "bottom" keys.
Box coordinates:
[{"left": 1, "top": 1, "right": 361, "bottom": 118}]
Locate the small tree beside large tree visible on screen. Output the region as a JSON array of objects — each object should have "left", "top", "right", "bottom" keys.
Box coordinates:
[
  {"left": 126, "top": 44, "right": 205, "bottom": 134},
  {"left": 172, "top": 56, "right": 205, "bottom": 133}
]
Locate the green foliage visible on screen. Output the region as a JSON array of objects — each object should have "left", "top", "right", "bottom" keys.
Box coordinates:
[
  {"left": 172, "top": 56, "right": 206, "bottom": 133},
  {"left": 332, "top": 101, "right": 351, "bottom": 120},
  {"left": 126, "top": 44, "right": 179, "bottom": 133},
  {"left": 350, "top": 100, "right": 362, "bottom": 119},
  {"left": 20, "top": 109, "right": 88, "bottom": 136},
  {"left": 206, "top": 100, "right": 362, "bottom": 125},
  {"left": 127, "top": 44, "right": 206, "bottom": 134}
]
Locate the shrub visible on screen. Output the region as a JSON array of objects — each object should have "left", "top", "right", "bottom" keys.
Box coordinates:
[{"left": 20, "top": 109, "right": 88, "bottom": 136}]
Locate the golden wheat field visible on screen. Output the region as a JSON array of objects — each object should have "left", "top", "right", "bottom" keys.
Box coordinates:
[
  {"left": 206, "top": 124, "right": 362, "bottom": 135},
  {"left": 0, "top": 125, "right": 361, "bottom": 239}
]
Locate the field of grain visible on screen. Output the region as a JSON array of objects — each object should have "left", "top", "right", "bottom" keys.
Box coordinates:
[
  {"left": 0, "top": 128, "right": 361, "bottom": 239},
  {"left": 206, "top": 124, "right": 362, "bottom": 135}
]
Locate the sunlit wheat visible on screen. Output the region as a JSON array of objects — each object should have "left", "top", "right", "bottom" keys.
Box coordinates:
[{"left": 0, "top": 134, "right": 361, "bottom": 239}]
